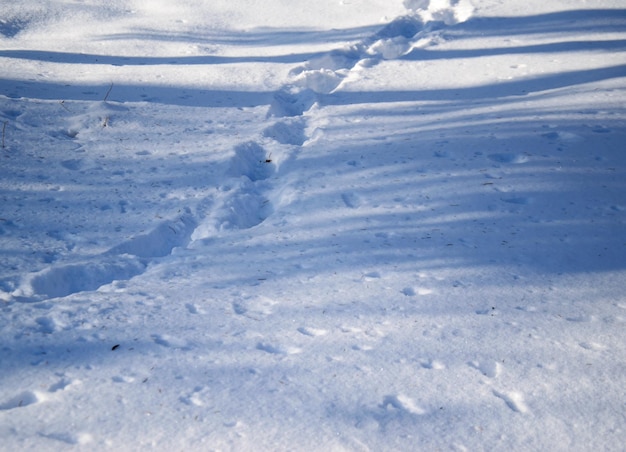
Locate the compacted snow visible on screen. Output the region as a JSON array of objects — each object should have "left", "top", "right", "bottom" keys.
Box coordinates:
[{"left": 1, "top": 0, "right": 625, "bottom": 450}]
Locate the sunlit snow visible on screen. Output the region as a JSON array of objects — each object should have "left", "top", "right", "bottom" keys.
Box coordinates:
[{"left": 1, "top": 0, "right": 625, "bottom": 450}]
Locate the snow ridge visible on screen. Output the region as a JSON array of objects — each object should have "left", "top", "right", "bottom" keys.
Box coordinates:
[{"left": 13, "top": 211, "right": 196, "bottom": 301}]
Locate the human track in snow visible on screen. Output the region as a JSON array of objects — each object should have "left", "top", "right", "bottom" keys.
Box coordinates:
[
  {"left": 9, "top": 0, "right": 475, "bottom": 302},
  {"left": 12, "top": 211, "right": 196, "bottom": 302},
  {"left": 193, "top": 3, "right": 473, "bottom": 241}
]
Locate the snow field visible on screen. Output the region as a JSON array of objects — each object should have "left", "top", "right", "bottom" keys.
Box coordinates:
[{"left": 1, "top": 0, "right": 626, "bottom": 450}]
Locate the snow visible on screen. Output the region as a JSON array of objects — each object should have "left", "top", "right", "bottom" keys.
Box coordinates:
[{"left": 1, "top": 0, "right": 625, "bottom": 450}]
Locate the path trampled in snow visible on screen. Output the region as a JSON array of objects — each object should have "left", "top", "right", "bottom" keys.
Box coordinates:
[{"left": 1, "top": 1, "right": 625, "bottom": 450}]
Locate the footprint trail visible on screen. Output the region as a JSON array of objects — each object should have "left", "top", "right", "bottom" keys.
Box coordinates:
[{"left": 8, "top": 0, "right": 476, "bottom": 303}]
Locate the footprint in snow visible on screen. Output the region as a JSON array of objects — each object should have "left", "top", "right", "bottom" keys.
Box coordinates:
[
  {"left": 19, "top": 255, "right": 146, "bottom": 301},
  {"left": 591, "top": 125, "right": 611, "bottom": 133},
  {"left": 358, "top": 394, "right": 427, "bottom": 430},
  {"left": 0, "top": 374, "right": 82, "bottom": 411},
  {"left": 60, "top": 158, "right": 85, "bottom": 171},
  {"left": 215, "top": 142, "right": 277, "bottom": 231},
  {"left": 151, "top": 334, "right": 190, "bottom": 350},
  {"left": 48, "top": 378, "right": 80, "bottom": 393},
  {"left": 256, "top": 342, "right": 302, "bottom": 355},
  {"left": 565, "top": 313, "right": 594, "bottom": 323},
  {"left": 180, "top": 386, "right": 211, "bottom": 407},
  {"left": 39, "top": 431, "right": 94, "bottom": 446},
  {"left": 362, "top": 271, "right": 381, "bottom": 281},
  {"left": 579, "top": 342, "right": 607, "bottom": 351},
  {"left": 469, "top": 360, "right": 502, "bottom": 378},
  {"left": 342, "top": 192, "right": 362, "bottom": 208},
  {"left": 493, "top": 390, "right": 529, "bottom": 414},
  {"left": 232, "top": 295, "right": 277, "bottom": 319},
  {"left": 290, "top": 49, "right": 361, "bottom": 93},
  {"left": 14, "top": 211, "right": 196, "bottom": 302},
  {"left": 295, "top": 68, "right": 345, "bottom": 94},
  {"left": 185, "top": 303, "right": 200, "bottom": 314},
  {"left": 216, "top": 188, "right": 273, "bottom": 230},
  {"left": 112, "top": 375, "right": 135, "bottom": 383},
  {"left": 541, "top": 130, "right": 583, "bottom": 142},
  {"left": 352, "top": 344, "right": 374, "bottom": 351},
  {"left": 262, "top": 118, "right": 307, "bottom": 146},
  {"left": 376, "top": 15, "right": 424, "bottom": 39},
  {"left": 405, "top": 0, "right": 475, "bottom": 25},
  {"left": 386, "top": 394, "right": 426, "bottom": 414},
  {"left": 476, "top": 307, "right": 497, "bottom": 315},
  {"left": 298, "top": 326, "right": 328, "bottom": 337},
  {"left": 378, "top": 394, "right": 427, "bottom": 417},
  {"left": 420, "top": 358, "right": 446, "bottom": 370},
  {"left": 36, "top": 316, "right": 63, "bottom": 334},
  {"left": 267, "top": 86, "right": 317, "bottom": 118},
  {"left": 0, "top": 390, "right": 46, "bottom": 410},
  {"left": 488, "top": 153, "right": 529, "bottom": 164},
  {"left": 228, "top": 141, "right": 275, "bottom": 182},
  {"left": 402, "top": 287, "right": 433, "bottom": 296}
]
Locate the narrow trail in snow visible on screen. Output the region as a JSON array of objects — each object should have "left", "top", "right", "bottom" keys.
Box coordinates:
[
  {"left": 11, "top": 0, "right": 475, "bottom": 302},
  {"left": 209, "top": 0, "right": 475, "bottom": 230}
]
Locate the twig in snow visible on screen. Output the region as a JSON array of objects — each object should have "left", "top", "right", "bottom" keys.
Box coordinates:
[{"left": 103, "top": 83, "right": 113, "bottom": 102}]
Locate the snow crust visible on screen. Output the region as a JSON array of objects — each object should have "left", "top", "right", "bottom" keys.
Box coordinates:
[{"left": 1, "top": 0, "right": 625, "bottom": 450}]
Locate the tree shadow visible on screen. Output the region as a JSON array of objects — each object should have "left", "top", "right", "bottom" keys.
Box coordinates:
[
  {"left": 1, "top": 9, "right": 625, "bottom": 450},
  {"left": 0, "top": 78, "right": 275, "bottom": 107},
  {"left": 444, "top": 9, "right": 626, "bottom": 38},
  {"left": 99, "top": 24, "right": 379, "bottom": 47},
  {"left": 0, "top": 49, "right": 327, "bottom": 66},
  {"left": 322, "top": 64, "right": 626, "bottom": 105},
  {"left": 1, "top": 7, "right": 624, "bottom": 296},
  {"left": 0, "top": 23, "right": 380, "bottom": 67}
]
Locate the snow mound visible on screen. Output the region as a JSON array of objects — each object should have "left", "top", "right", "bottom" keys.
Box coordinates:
[
  {"left": 17, "top": 256, "right": 146, "bottom": 301},
  {"left": 13, "top": 212, "right": 197, "bottom": 301}
]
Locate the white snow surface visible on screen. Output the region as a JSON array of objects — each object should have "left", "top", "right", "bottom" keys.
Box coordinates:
[{"left": 1, "top": 0, "right": 625, "bottom": 450}]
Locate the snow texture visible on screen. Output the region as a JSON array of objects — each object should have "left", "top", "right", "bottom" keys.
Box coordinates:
[{"left": 1, "top": 0, "right": 625, "bottom": 450}]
